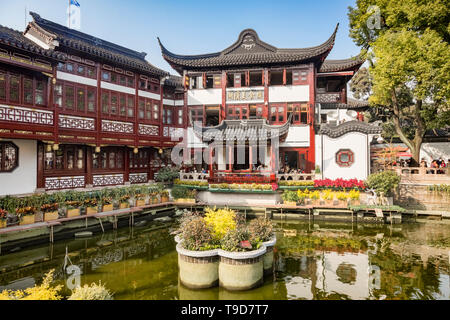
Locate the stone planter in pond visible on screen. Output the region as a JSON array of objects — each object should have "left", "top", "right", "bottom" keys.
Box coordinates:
[
  {"left": 218, "top": 246, "right": 266, "bottom": 291},
  {"left": 262, "top": 236, "right": 277, "bottom": 276},
  {"left": 176, "top": 243, "right": 219, "bottom": 289}
]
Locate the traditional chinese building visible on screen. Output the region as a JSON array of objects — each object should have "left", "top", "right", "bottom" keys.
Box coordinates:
[
  {"left": 0, "top": 12, "right": 184, "bottom": 196},
  {"left": 159, "top": 26, "right": 380, "bottom": 182}
]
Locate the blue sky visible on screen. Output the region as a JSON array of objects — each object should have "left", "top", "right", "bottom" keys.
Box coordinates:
[{"left": 0, "top": 0, "right": 361, "bottom": 75}]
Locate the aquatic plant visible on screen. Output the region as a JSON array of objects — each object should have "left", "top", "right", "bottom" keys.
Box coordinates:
[{"left": 68, "top": 282, "right": 113, "bottom": 300}]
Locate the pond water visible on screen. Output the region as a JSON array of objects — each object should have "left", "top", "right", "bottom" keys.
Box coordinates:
[{"left": 0, "top": 217, "right": 449, "bottom": 300}]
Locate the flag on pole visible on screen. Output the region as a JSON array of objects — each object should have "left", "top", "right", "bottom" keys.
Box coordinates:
[{"left": 68, "top": 0, "right": 81, "bottom": 30}]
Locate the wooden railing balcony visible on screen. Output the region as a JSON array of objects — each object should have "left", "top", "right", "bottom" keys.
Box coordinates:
[{"left": 316, "top": 92, "right": 345, "bottom": 104}]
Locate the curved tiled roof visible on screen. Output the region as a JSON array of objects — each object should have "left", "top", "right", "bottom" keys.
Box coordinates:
[
  {"left": 29, "top": 12, "right": 168, "bottom": 77},
  {"left": 159, "top": 25, "right": 339, "bottom": 73},
  {"left": 319, "top": 121, "right": 382, "bottom": 138},
  {"left": 192, "top": 115, "right": 292, "bottom": 142},
  {"left": 0, "top": 24, "right": 66, "bottom": 60},
  {"left": 319, "top": 56, "right": 364, "bottom": 73},
  {"left": 164, "top": 75, "right": 183, "bottom": 88}
]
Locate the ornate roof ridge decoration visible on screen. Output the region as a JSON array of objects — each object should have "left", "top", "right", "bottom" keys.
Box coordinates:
[
  {"left": 158, "top": 24, "right": 339, "bottom": 74},
  {"left": 319, "top": 120, "right": 382, "bottom": 138},
  {"left": 319, "top": 55, "right": 365, "bottom": 73},
  {"left": 0, "top": 24, "right": 66, "bottom": 61},
  {"left": 28, "top": 11, "right": 168, "bottom": 77},
  {"left": 191, "top": 114, "right": 292, "bottom": 142}
]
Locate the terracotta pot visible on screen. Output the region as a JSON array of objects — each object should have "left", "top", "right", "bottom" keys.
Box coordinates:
[
  {"left": 44, "top": 211, "right": 59, "bottom": 221},
  {"left": 67, "top": 208, "right": 80, "bottom": 218},
  {"left": 120, "top": 202, "right": 129, "bottom": 209},
  {"left": 0, "top": 220, "right": 6, "bottom": 229},
  {"left": 102, "top": 204, "right": 114, "bottom": 212},
  {"left": 161, "top": 196, "right": 169, "bottom": 203},
  {"left": 136, "top": 199, "right": 146, "bottom": 207},
  {"left": 284, "top": 201, "right": 297, "bottom": 206},
  {"left": 20, "top": 214, "right": 36, "bottom": 225}
]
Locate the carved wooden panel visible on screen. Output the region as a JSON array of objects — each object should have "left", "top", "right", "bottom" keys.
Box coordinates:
[
  {"left": 59, "top": 114, "right": 95, "bottom": 130},
  {"left": 101, "top": 120, "right": 133, "bottom": 134},
  {"left": 138, "top": 124, "right": 159, "bottom": 136},
  {"left": 93, "top": 173, "right": 124, "bottom": 186},
  {"left": 0, "top": 104, "right": 53, "bottom": 125},
  {"left": 129, "top": 172, "right": 148, "bottom": 184},
  {"left": 45, "top": 176, "right": 85, "bottom": 190}
]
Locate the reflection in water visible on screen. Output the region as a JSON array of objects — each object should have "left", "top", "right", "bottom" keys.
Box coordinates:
[{"left": 0, "top": 219, "right": 449, "bottom": 300}]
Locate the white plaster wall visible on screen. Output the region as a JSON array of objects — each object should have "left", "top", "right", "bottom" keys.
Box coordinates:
[
  {"left": 187, "top": 88, "right": 222, "bottom": 105},
  {"left": 269, "top": 85, "right": 309, "bottom": 103},
  {"left": 138, "top": 90, "right": 160, "bottom": 101},
  {"left": 0, "top": 139, "right": 37, "bottom": 196},
  {"left": 279, "top": 126, "right": 310, "bottom": 147},
  {"left": 315, "top": 134, "right": 322, "bottom": 171},
  {"left": 321, "top": 132, "right": 369, "bottom": 180},
  {"left": 420, "top": 142, "right": 450, "bottom": 163},
  {"left": 57, "top": 71, "right": 97, "bottom": 87},
  {"left": 101, "top": 81, "right": 135, "bottom": 95},
  {"left": 320, "top": 109, "right": 358, "bottom": 123}
]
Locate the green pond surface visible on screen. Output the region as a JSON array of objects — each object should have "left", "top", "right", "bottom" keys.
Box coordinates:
[{"left": 0, "top": 216, "right": 449, "bottom": 300}]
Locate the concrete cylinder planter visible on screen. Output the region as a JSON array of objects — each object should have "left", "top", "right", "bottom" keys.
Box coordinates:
[
  {"left": 262, "top": 236, "right": 277, "bottom": 276},
  {"left": 176, "top": 243, "right": 219, "bottom": 289},
  {"left": 218, "top": 246, "right": 266, "bottom": 291}
]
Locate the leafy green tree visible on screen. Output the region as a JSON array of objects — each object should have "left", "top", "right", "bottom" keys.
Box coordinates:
[{"left": 348, "top": 0, "right": 450, "bottom": 165}]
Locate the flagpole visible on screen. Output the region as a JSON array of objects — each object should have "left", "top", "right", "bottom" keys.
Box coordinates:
[{"left": 68, "top": 0, "right": 71, "bottom": 28}]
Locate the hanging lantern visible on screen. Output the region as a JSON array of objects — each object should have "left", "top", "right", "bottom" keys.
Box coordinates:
[
  {"left": 158, "top": 148, "right": 163, "bottom": 154},
  {"left": 133, "top": 147, "right": 139, "bottom": 154},
  {"left": 95, "top": 146, "right": 101, "bottom": 153},
  {"left": 52, "top": 144, "right": 59, "bottom": 151},
  {"left": 46, "top": 144, "right": 52, "bottom": 152}
]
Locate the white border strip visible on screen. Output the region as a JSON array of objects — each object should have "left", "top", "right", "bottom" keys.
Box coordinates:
[{"left": 57, "top": 71, "right": 97, "bottom": 87}]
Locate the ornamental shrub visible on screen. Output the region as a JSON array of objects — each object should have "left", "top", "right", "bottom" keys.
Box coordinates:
[
  {"left": 204, "top": 207, "right": 237, "bottom": 240},
  {"left": 282, "top": 190, "right": 298, "bottom": 202},
  {"left": 366, "top": 171, "right": 400, "bottom": 196},
  {"left": 0, "top": 269, "right": 62, "bottom": 300},
  {"left": 220, "top": 227, "right": 253, "bottom": 252},
  {"left": 179, "top": 215, "right": 214, "bottom": 251},
  {"left": 154, "top": 166, "right": 180, "bottom": 183},
  {"left": 248, "top": 218, "right": 274, "bottom": 242},
  {"left": 171, "top": 186, "right": 189, "bottom": 200},
  {"left": 68, "top": 282, "right": 113, "bottom": 300}
]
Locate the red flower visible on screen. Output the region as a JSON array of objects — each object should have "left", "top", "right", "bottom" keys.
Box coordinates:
[
  {"left": 239, "top": 240, "right": 252, "bottom": 249},
  {"left": 271, "top": 183, "right": 279, "bottom": 191}
]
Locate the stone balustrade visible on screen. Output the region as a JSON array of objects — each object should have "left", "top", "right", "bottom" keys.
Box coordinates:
[
  {"left": 392, "top": 167, "right": 450, "bottom": 184},
  {"left": 277, "top": 172, "right": 315, "bottom": 181},
  {"left": 179, "top": 172, "right": 209, "bottom": 181}
]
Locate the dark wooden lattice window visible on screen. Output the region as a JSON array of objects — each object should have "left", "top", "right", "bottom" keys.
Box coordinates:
[
  {"left": 0, "top": 142, "right": 19, "bottom": 172},
  {"left": 336, "top": 149, "right": 355, "bottom": 167}
]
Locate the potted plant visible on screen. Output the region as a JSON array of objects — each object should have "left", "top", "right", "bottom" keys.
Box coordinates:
[
  {"left": 310, "top": 190, "right": 320, "bottom": 206},
  {"left": 349, "top": 189, "right": 361, "bottom": 206},
  {"left": 118, "top": 188, "right": 130, "bottom": 209},
  {"left": 135, "top": 186, "right": 146, "bottom": 207},
  {"left": 160, "top": 190, "right": 170, "bottom": 203},
  {"left": 41, "top": 194, "right": 59, "bottom": 222},
  {"left": 17, "top": 196, "right": 37, "bottom": 225},
  {"left": 1, "top": 195, "right": 18, "bottom": 227},
  {"left": 248, "top": 217, "right": 276, "bottom": 276},
  {"left": 127, "top": 186, "right": 137, "bottom": 208},
  {"left": 53, "top": 191, "right": 68, "bottom": 219},
  {"left": 336, "top": 191, "right": 349, "bottom": 206},
  {"left": 65, "top": 190, "right": 82, "bottom": 218},
  {"left": 110, "top": 188, "right": 120, "bottom": 210},
  {"left": 172, "top": 186, "right": 188, "bottom": 203},
  {"left": 281, "top": 190, "right": 298, "bottom": 206},
  {"left": 0, "top": 208, "right": 7, "bottom": 228},
  {"left": 322, "top": 189, "right": 334, "bottom": 206}
]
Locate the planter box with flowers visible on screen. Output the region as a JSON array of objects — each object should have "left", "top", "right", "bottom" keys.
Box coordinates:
[
  {"left": 0, "top": 209, "right": 7, "bottom": 228},
  {"left": 175, "top": 207, "right": 276, "bottom": 291}
]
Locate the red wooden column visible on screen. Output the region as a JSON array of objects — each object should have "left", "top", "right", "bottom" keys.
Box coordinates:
[
  {"left": 124, "top": 148, "right": 130, "bottom": 184},
  {"left": 50, "top": 66, "right": 58, "bottom": 145},
  {"left": 308, "top": 62, "right": 316, "bottom": 173},
  {"left": 209, "top": 147, "right": 214, "bottom": 180},
  {"left": 228, "top": 145, "right": 233, "bottom": 172},
  {"left": 36, "top": 142, "right": 45, "bottom": 189},
  {"left": 95, "top": 62, "right": 102, "bottom": 149},
  {"left": 263, "top": 68, "right": 269, "bottom": 119},
  {"left": 85, "top": 146, "right": 93, "bottom": 186},
  {"left": 220, "top": 71, "right": 227, "bottom": 122}
]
